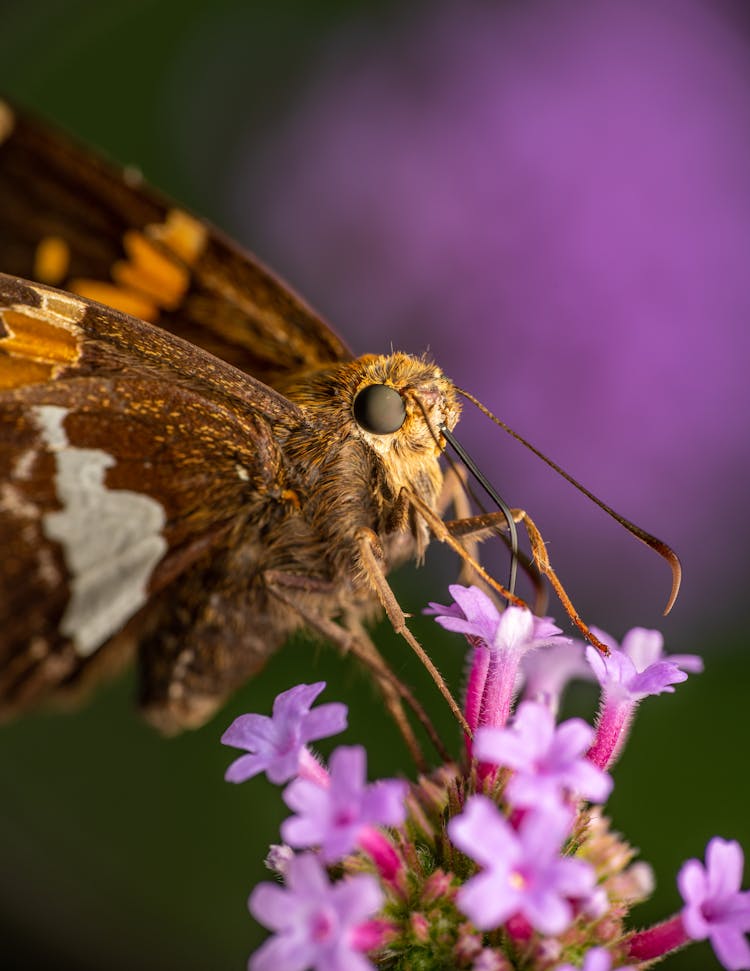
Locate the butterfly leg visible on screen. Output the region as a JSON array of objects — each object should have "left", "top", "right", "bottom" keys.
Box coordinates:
[
  {"left": 406, "top": 491, "right": 527, "bottom": 608},
  {"left": 411, "top": 496, "right": 610, "bottom": 654},
  {"left": 443, "top": 509, "right": 548, "bottom": 615},
  {"left": 356, "top": 528, "right": 471, "bottom": 736},
  {"left": 265, "top": 573, "right": 450, "bottom": 771}
]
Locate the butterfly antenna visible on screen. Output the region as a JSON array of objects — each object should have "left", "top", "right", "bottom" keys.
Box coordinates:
[{"left": 455, "top": 388, "right": 682, "bottom": 614}]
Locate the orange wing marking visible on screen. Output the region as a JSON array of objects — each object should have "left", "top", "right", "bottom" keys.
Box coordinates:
[
  {"left": 69, "top": 209, "right": 208, "bottom": 324},
  {"left": 0, "top": 295, "right": 84, "bottom": 389},
  {"left": 34, "top": 236, "right": 71, "bottom": 286}
]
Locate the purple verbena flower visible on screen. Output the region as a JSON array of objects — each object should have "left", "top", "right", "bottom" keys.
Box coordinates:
[
  {"left": 448, "top": 795, "right": 595, "bottom": 935},
  {"left": 555, "top": 947, "right": 634, "bottom": 971},
  {"left": 222, "top": 682, "right": 347, "bottom": 785},
  {"left": 586, "top": 641, "right": 688, "bottom": 703},
  {"left": 588, "top": 627, "right": 702, "bottom": 697},
  {"left": 428, "top": 584, "right": 562, "bottom": 648},
  {"left": 474, "top": 701, "right": 612, "bottom": 810},
  {"left": 281, "top": 745, "right": 407, "bottom": 862},
  {"left": 679, "top": 838, "right": 750, "bottom": 970},
  {"left": 249, "top": 852, "right": 383, "bottom": 971},
  {"left": 585, "top": 627, "right": 700, "bottom": 771},
  {"left": 429, "top": 585, "right": 567, "bottom": 737},
  {"left": 426, "top": 584, "right": 502, "bottom": 642}
]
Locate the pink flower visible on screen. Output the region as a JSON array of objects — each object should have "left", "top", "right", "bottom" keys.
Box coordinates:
[
  {"left": 585, "top": 628, "right": 701, "bottom": 770},
  {"left": 679, "top": 838, "right": 750, "bottom": 970},
  {"left": 427, "top": 585, "right": 563, "bottom": 650},
  {"left": 448, "top": 795, "right": 595, "bottom": 934},
  {"left": 428, "top": 585, "right": 566, "bottom": 736},
  {"left": 249, "top": 853, "right": 383, "bottom": 971},
  {"left": 586, "top": 644, "right": 687, "bottom": 703},
  {"left": 587, "top": 627, "right": 701, "bottom": 701},
  {"left": 474, "top": 701, "right": 612, "bottom": 810},
  {"left": 222, "top": 682, "right": 347, "bottom": 785},
  {"left": 281, "top": 746, "right": 406, "bottom": 862}
]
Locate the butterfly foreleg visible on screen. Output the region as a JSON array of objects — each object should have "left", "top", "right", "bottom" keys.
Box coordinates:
[
  {"left": 442, "top": 508, "right": 548, "bottom": 614},
  {"left": 264, "top": 572, "right": 449, "bottom": 770},
  {"left": 438, "top": 505, "right": 610, "bottom": 653},
  {"left": 406, "top": 490, "right": 526, "bottom": 609},
  {"left": 355, "top": 527, "right": 470, "bottom": 736}
]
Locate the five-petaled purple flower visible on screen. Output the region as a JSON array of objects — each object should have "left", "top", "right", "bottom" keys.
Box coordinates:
[
  {"left": 586, "top": 627, "right": 701, "bottom": 701},
  {"left": 281, "top": 745, "right": 407, "bottom": 862},
  {"left": 249, "top": 852, "right": 383, "bottom": 971},
  {"left": 427, "top": 584, "right": 563, "bottom": 649},
  {"left": 585, "top": 628, "right": 701, "bottom": 770},
  {"left": 474, "top": 701, "right": 612, "bottom": 811},
  {"left": 448, "top": 795, "right": 595, "bottom": 934},
  {"left": 428, "top": 584, "right": 567, "bottom": 735},
  {"left": 679, "top": 838, "right": 750, "bottom": 971},
  {"left": 222, "top": 682, "right": 347, "bottom": 785}
]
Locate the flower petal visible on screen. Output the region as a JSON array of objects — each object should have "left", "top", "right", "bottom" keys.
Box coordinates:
[
  {"left": 707, "top": 838, "right": 744, "bottom": 898},
  {"left": 300, "top": 702, "right": 348, "bottom": 743},
  {"left": 222, "top": 713, "right": 276, "bottom": 751},
  {"left": 550, "top": 717, "right": 595, "bottom": 762},
  {"left": 331, "top": 874, "right": 384, "bottom": 925},
  {"left": 621, "top": 627, "right": 664, "bottom": 670},
  {"left": 249, "top": 932, "right": 311, "bottom": 971},
  {"left": 249, "top": 883, "right": 294, "bottom": 932},
  {"left": 448, "top": 795, "right": 518, "bottom": 868},
  {"left": 286, "top": 853, "right": 332, "bottom": 896},
  {"left": 710, "top": 923, "right": 750, "bottom": 971},
  {"left": 524, "top": 886, "right": 572, "bottom": 935},
  {"left": 225, "top": 752, "right": 269, "bottom": 783},
  {"left": 457, "top": 869, "right": 516, "bottom": 930},
  {"left": 629, "top": 661, "right": 687, "bottom": 697},
  {"left": 362, "top": 779, "right": 407, "bottom": 826},
  {"left": 272, "top": 682, "right": 326, "bottom": 719}
]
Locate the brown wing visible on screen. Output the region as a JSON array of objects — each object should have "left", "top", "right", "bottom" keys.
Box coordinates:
[
  {"left": 0, "top": 98, "right": 353, "bottom": 387},
  {"left": 0, "top": 273, "right": 301, "bottom": 715}
]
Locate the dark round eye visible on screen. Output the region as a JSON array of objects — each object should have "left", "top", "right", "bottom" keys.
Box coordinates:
[{"left": 352, "top": 384, "right": 406, "bottom": 435}]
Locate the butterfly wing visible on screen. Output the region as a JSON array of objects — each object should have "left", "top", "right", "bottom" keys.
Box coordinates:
[
  {"left": 0, "top": 98, "right": 353, "bottom": 387},
  {"left": 0, "top": 273, "right": 302, "bottom": 717}
]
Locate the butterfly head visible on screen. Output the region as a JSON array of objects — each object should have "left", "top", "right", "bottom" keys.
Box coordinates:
[
  {"left": 278, "top": 351, "right": 460, "bottom": 511},
  {"left": 349, "top": 352, "right": 460, "bottom": 460}
]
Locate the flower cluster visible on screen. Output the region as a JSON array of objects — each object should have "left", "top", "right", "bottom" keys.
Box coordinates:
[{"left": 223, "top": 587, "right": 749, "bottom": 970}]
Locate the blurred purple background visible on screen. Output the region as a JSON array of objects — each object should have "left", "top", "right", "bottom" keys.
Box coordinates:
[{"left": 233, "top": 0, "right": 750, "bottom": 645}]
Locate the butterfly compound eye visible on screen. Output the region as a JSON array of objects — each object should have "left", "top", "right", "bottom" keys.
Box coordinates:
[{"left": 353, "top": 384, "right": 406, "bottom": 435}]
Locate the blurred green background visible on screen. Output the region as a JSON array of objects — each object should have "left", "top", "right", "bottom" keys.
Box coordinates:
[{"left": 0, "top": 1, "right": 748, "bottom": 969}]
